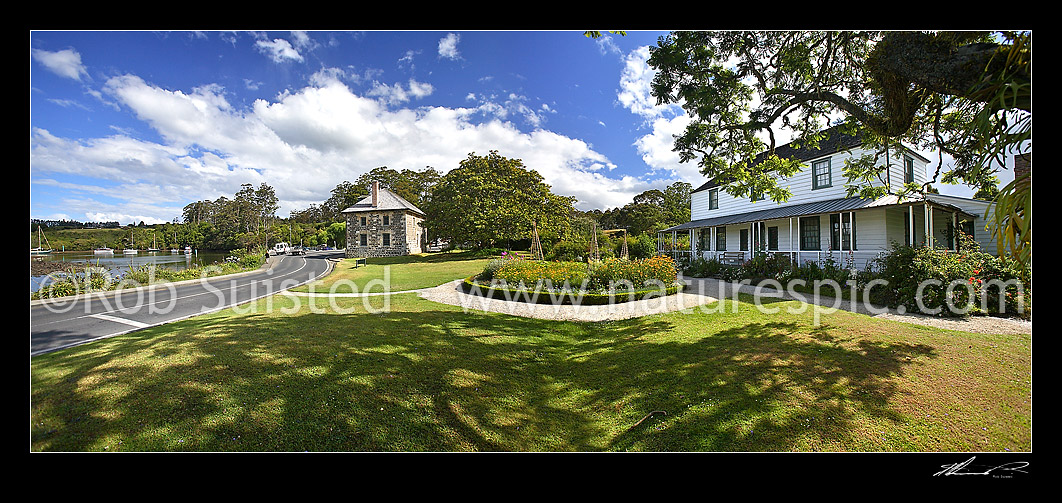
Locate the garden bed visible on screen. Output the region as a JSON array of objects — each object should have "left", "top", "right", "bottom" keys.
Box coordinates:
[
  {"left": 461, "top": 275, "right": 685, "bottom": 305},
  {"left": 465, "top": 254, "right": 684, "bottom": 305}
]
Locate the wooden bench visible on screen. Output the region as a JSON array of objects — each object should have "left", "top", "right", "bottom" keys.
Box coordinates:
[
  {"left": 353, "top": 257, "right": 367, "bottom": 268},
  {"left": 720, "top": 251, "right": 746, "bottom": 266}
]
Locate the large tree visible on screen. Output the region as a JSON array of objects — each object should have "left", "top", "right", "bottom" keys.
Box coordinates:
[
  {"left": 425, "top": 151, "right": 575, "bottom": 248},
  {"left": 646, "top": 31, "right": 1031, "bottom": 261}
]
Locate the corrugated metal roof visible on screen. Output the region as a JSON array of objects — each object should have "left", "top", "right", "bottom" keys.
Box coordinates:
[
  {"left": 341, "top": 187, "right": 426, "bottom": 216},
  {"left": 659, "top": 194, "right": 976, "bottom": 233}
]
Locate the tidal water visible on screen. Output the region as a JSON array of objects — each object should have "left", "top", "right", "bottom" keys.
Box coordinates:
[{"left": 30, "top": 250, "right": 230, "bottom": 292}]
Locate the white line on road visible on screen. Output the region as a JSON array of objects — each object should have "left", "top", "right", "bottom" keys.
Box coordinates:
[{"left": 89, "top": 313, "right": 151, "bottom": 329}]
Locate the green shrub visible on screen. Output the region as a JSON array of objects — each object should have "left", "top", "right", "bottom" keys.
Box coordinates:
[
  {"left": 869, "top": 233, "right": 1030, "bottom": 317},
  {"left": 628, "top": 234, "right": 656, "bottom": 259},
  {"left": 547, "top": 239, "right": 587, "bottom": 262},
  {"left": 683, "top": 256, "right": 722, "bottom": 278}
]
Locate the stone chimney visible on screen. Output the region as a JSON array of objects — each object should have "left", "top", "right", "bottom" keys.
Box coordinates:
[
  {"left": 372, "top": 181, "right": 379, "bottom": 207},
  {"left": 1014, "top": 153, "right": 1031, "bottom": 180}
]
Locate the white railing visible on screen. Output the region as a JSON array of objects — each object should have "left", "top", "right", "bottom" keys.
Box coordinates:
[{"left": 680, "top": 249, "right": 884, "bottom": 270}]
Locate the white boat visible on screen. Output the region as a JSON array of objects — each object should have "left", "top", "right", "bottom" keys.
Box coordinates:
[
  {"left": 184, "top": 246, "right": 193, "bottom": 254},
  {"left": 123, "top": 228, "right": 138, "bottom": 254},
  {"left": 30, "top": 226, "right": 53, "bottom": 255},
  {"left": 147, "top": 233, "right": 160, "bottom": 252},
  {"left": 94, "top": 247, "right": 114, "bottom": 255}
]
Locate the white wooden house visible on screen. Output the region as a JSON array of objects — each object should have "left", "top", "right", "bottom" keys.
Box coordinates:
[{"left": 658, "top": 126, "right": 998, "bottom": 270}]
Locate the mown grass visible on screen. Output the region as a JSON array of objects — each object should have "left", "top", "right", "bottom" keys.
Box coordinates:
[
  {"left": 30, "top": 287, "right": 1031, "bottom": 452},
  {"left": 292, "top": 251, "right": 491, "bottom": 293}
]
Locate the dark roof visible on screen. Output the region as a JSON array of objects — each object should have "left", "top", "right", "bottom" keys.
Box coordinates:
[
  {"left": 659, "top": 194, "right": 975, "bottom": 232},
  {"left": 691, "top": 126, "right": 930, "bottom": 194},
  {"left": 341, "top": 187, "right": 426, "bottom": 216}
]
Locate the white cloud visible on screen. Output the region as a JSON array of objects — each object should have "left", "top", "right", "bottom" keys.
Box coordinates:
[
  {"left": 398, "top": 49, "right": 419, "bottom": 70},
  {"left": 47, "top": 98, "right": 91, "bottom": 111},
  {"left": 32, "top": 70, "right": 655, "bottom": 220},
  {"left": 617, "top": 46, "right": 682, "bottom": 121},
  {"left": 256, "top": 38, "right": 304, "bottom": 63},
  {"left": 438, "top": 33, "right": 460, "bottom": 60},
  {"left": 32, "top": 48, "right": 89, "bottom": 81},
  {"left": 290, "top": 31, "right": 316, "bottom": 50},
  {"left": 617, "top": 46, "right": 704, "bottom": 185},
  {"left": 407, "top": 79, "right": 434, "bottom": 99},
  {"left": 594, "top": 35, "right": 622, "bottom": 57}
]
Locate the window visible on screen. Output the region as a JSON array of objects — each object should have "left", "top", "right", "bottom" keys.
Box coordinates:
[
  {"left": 904, "top": 156, "right": 915, "bottom": 184},
  {"left": 751, "top": 191, "right": 764, "bottom": 202},
  {"left": 830, "top": 213, "right": 857, "bottom": 250},
  {"left": 767, "top": 226, "right": 779, "bottom": 251},
  {"left": 359, "top": 234, "right": 368, "bottom": 247},
  {"left": 800, "top": 216, "right": 820, "bottom": 251},
  {"left": 715, "top": 226, "right": 726, "bottom": 251},
  {"left": 383, "top": 214, "right": 390, "bottom": 226},
  {"left": 812, "top": 159, "right": 831, "bottom": 189},
  {"left": 360, "top": 216, "right": 367, "bottom": 226},
  {"left": 709, "top": 188, "right": 719, "bottom": 210},
  {"left": 382, "top": 233, "right": 391, "bottom": 247},
  {"left": 740, "top": 229, "right": 749, "bottom": 251}
]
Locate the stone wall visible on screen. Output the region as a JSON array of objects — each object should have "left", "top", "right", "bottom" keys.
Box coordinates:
[{"left": 345, "top": 210, "right": 425, "bottom": 258}]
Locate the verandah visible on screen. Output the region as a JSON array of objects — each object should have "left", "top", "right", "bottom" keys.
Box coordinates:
[{"left": 657, "top": 201, "right": 969, "bottom": 270}]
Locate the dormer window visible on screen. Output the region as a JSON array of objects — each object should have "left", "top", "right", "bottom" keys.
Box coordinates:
[{"left": 812, "top": 158, "right": 832, "bottom": 189}]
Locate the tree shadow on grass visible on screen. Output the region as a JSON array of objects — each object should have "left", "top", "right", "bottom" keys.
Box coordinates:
[{"left": 31, "top": 296, "right": 937, "bottom": 452}]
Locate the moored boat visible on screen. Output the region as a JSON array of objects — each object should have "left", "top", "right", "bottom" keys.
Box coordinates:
[
  {"left": 30, "top": 226, "right": 53, "bottom": 255},
  {"left": 123, "top": 228, "right": 138, "bottom": 254}
]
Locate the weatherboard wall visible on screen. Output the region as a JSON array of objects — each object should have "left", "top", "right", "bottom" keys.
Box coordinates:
[{"left": 690, "top": 146, "right": 930, "bottom": 222}]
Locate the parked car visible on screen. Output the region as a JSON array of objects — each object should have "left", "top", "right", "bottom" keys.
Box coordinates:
[{"left": 290, "top": 246, "right": 305, "bottom": 256}]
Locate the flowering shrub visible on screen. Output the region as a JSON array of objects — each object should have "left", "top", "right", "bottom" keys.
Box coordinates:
[
  {"left": 870, "top": 233, "right": 1030, "bottom": 317},
  {"left": 478, "top": 255, "right": 678, "bottom": 292},
  {"left": 493, "top": 259, "right": 590, "bottom": 289},
  {"left": 588, "top": 255, "right": 677, "bottom": 290}
]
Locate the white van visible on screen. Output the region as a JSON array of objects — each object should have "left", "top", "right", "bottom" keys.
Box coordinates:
[{"left": 273, "top": 242, "right": 291, "bottom": 255}]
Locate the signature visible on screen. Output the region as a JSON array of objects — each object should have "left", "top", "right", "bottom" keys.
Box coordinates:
[{"left": 934, "top": 456, "right": 1029, "bottom": 477}]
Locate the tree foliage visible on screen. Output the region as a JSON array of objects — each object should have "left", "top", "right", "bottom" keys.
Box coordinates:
[
  {"left": 582, "top": 181, "right": 691, "bottom": 236},
  {"left": 425, "top": 151, "right": 575, "bottom": 248},
  {"left": 315, "top": 166, "right": 442, "bottom": 223},
  {"left": 648, "top": 30, "right": 1031, "bottom": 261},
  {"left": 179, "top": 183, "right": 278, "bottom": 250}
]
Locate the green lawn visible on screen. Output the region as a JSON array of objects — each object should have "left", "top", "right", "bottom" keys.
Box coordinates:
[
  {"left": 293, "top": 251, "right": 491, "bottom": 293},
  {"left": 30, "top": 269, "right": 1031, "bottom": 452}
]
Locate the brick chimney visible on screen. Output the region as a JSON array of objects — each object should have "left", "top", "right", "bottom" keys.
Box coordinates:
[
  {"left": 371, "top": 181, "right": 379, "bottom": 207},
  {"left": 1014, "top": 153, "right": 1031, "bottom": 180}
]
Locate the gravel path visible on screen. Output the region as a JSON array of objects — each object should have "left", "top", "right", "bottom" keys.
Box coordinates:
[
  {"left": 415, "top": 276, "right": 1032, "bottom": 334},
  {"left": 680, "top": 276, "right": 1032, "bottom": 335}
]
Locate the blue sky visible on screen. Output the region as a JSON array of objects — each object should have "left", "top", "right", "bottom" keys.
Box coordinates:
[{"left": 30, "top": 30, "right": 990, "bottom": 225}]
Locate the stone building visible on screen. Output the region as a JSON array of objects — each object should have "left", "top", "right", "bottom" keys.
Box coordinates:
[{"left": 342, "top": 182, "right": 428, "bottom": 258}]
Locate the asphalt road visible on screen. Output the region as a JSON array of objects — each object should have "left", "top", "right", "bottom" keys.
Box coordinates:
[{"left": 30, "top": 250, "right": 341, "bottom": 356}]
